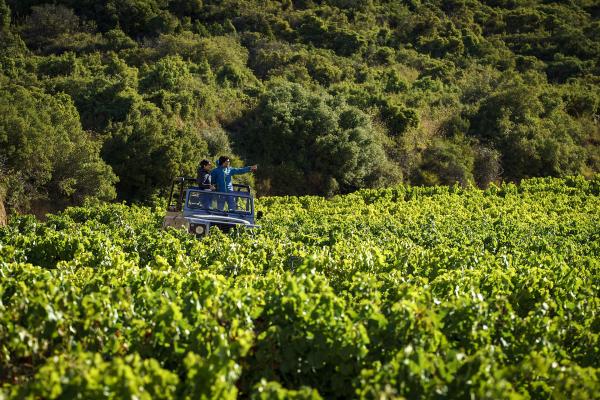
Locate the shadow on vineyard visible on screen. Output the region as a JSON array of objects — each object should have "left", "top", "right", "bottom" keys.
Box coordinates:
[{"left": 1, "top": 176, "right": 599, "bottom": 398}]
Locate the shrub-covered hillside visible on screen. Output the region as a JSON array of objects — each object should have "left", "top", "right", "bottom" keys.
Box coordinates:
[
  {"left": 1, "top": 176, "right": 599, "bottom": 398},
  {"left": 1, "top": 0, "right": 599, "bottom": 211}
]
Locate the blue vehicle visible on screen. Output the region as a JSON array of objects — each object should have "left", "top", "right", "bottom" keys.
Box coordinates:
[{"left": 163, "top": 177, "right": 260, "bottom": 237}]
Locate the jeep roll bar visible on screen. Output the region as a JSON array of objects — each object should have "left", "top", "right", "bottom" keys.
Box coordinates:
[{"left": 167, "top": 177, "right": 252, "bottom": 212}]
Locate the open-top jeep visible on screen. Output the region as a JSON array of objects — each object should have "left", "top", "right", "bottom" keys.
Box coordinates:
[{"left": 163, "top": 177, "right": 260, "bottom": 237}]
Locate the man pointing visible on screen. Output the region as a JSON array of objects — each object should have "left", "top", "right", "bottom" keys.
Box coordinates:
[{"left": 211, "top": 155, "right": 257, "bottom": 210}]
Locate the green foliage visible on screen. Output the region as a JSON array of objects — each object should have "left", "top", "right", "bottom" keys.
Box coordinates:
[
  {"left": 13, "top": 352, "right": 179, "bottom": 399},
  {"left": 561, "top": 78, "right": 600, "bottom": 117},
  {"left": 469, "top": 79, "right": 587, "bottom": 180},
  {"left": 246, "top": 270, "right": 369, "bottom": 397},
  {"left": 295, "top": 13, "right": 367, "bottom": 57},
  {"left": 236, "top": 81, "right": 395, "bottom": 195},
  {"left": 379, "top": 99, "right": 419, "bottom": 136},
  {"left": 0, "top": 0, "right": 10, "bottom": 32},
  {"left": 306, "top": 54, "right": 343, "bottom": 86},
  {"left": 140, "top": 55, "right": 192, "bottom": 93},
  {"left": 19, "top": 4, "right": 81, "bottom": 50},
  {"left": 414, "top": 137, "right": 475, "bottom": 187},
  {"left": 0, "top": 83, "right": 117, "bottom": 212},
  {"left": 0, "top": 0, "right": 599, "bottom": 204},
  {"left": 251, "top": 380, "right": 322, "bottom": 399},
  {"left": 101, "top": 103, "right": 206, "bottom": 202},
  {"left": 41, "top": 52, "right": 141, "bottom": 132},
  {"left": 103, "top": 28, "right": 137, "bottom": 52},
  {"left": 0, "top": 177, "right": 599, "bottom": 397}
]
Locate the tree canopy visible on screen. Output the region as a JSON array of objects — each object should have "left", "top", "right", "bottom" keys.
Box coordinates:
[
  {"left": 0, "top": 0, "right": 598, "bottom": 211},
  {"left": 0, "top": 82, "right": 117, "bottom": 212},
  {"left": 236, "top": 81, "right": 398, "bottom": 195}
]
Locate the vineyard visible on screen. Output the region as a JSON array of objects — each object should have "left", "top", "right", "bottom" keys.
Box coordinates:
[{"left": 1, "top": 176, "right": 599, "bottom": 399}]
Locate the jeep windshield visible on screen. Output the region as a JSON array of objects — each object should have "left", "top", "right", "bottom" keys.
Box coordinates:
[{"left": 186, "top": 190, "right": 252, "bottom": 214}]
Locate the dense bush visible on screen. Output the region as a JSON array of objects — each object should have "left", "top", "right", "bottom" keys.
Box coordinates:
[
  {"left": 469, "top": 79, "right": 587, "bottom": 179},
  {"left": 0, "top": 0, "right": 598, "bottom": 211},
  {"left": 101, "top": 102, "right": 206, "bottom": 202},
  {"left": 0, "top": 82, "right": 117, "bottom": 212},
  {"left": 234, "top": 81, "right": 397, "bottom": 195}
]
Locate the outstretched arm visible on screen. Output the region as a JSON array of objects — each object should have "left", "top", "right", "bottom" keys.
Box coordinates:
[{"left": 230, "top": 165, "right": 257, "bottom": 175}]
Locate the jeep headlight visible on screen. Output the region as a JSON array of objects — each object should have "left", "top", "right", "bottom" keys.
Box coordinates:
[{"left": 195, "top": 224, "right": 206, "bottom": 235}]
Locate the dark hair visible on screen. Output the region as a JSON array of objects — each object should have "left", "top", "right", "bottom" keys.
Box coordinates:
[
  {"left": 218, "top": 156, "right": 230, "bottom": 166},
  {"left": 200, "top": 159, "right": 211, "bottom": 167}
]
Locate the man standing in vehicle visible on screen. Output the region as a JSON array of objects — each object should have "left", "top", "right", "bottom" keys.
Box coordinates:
[{"left": 211, "top": 156, "right": 257, "bottom": 211}]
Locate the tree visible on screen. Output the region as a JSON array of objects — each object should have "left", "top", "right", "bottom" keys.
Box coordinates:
[
  {"left": 42, "top": 53, "right": 140, "bottom": 132},
  {"left": 379, "top": 100, "right": 419, "bottom": 136},
  {"left": 235, "top": 81, "right": 399, "bottom": 195},
  {"left": 0, "top": 0, "right": 10, "bottom": 32},
  {"left": 0, "top": 83, "right": 117, "bottom": 212},
  {"left": 0, "top": 0, "right": 27, "bottom": 59},
  {"left": 19, "top": 4, "right": 80, "bottom": 51},
  {"left": 140, "top": 55, "right": 192, "bottom": 93},
  {"left": 102, "top": 102, "right": 206, "bottom": 202},
  {"left": 414, "top": 137, "right": 475, "bottom": 187},
  {"left": 469, "top": 81, "right": 586, "bottom": 179}
]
